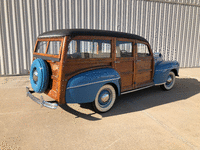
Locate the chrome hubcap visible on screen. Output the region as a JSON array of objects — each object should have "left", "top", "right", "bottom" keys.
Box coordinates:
[
  {"left": 167, "top": 76, "right": 172, "bottom": 83},
  {"left": 101, "top": 93, "right": 110, "bottom": 102},
  {"left": 33, "top": 69, "right": 38, "bottom": 82}
]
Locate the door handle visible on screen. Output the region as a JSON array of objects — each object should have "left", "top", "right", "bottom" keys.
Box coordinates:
[
  {"left": 114, "top": 61, "right": 120, "bottom": 63},
  {"left": 137, "top": 60, "right": 141, "bottom": 62}
]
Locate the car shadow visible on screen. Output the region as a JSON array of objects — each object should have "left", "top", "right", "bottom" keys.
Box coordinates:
[
  {"left": 60, "top": 78, "right": 200, "bottom": 120},
  {"left": 60, "top": 103, "right": 101, "bottom": 121}
]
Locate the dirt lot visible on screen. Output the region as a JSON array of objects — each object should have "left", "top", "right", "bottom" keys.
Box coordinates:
[{"left": 0, "top": 68, "right": 200, "bottom": 150}]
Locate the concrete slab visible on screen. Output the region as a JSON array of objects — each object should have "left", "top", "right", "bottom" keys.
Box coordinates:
[{"left": 0, "top": 68, "right": 200, "bottom": 150}]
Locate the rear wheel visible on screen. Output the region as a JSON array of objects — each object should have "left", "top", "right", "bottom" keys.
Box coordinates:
[
  {"left": 160, "top": 71, "right": 175, "bottom": 91},
  {"left": 92, "top": 84, "right": 116, "bottom": 113}
]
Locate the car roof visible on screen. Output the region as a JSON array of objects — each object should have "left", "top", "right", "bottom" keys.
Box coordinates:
[{"left": 38, "top": 29, "right": 148, "bottom": 43}]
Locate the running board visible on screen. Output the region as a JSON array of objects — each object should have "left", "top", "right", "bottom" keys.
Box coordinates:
[{"left": 121, "top": 84, "right": 154, "bottom": 95}]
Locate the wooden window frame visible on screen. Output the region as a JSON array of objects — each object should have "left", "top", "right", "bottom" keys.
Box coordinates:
[{"left": 33, "top": 37, "right": 64, "bottom": 59}]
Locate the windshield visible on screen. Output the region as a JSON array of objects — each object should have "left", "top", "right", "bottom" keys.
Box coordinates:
[{"left": 35, "top": 41, "right": 61, "bottom": 55}]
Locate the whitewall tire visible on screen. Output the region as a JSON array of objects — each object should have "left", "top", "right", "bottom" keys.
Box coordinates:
[
  {"left": 92, "top": 84, "right": 116, "bottom": 113},
  {"left": 160, "top": 71, "right": 176, "bottom": 91}
]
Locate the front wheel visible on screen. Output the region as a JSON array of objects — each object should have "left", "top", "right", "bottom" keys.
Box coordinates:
[
  {"left": 92, "top": 84, "right": 116, "bottom": 113},
  {"left": 160, "top": 71, "right": 176, "bottom": 91}
]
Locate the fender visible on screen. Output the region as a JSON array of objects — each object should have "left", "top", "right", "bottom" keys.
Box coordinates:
[
  {"left": 154, "top": 60, "right": 179, "bottom": 85},
  {"left": 65, "top": 68, "right": 121, "bottom": 103}
]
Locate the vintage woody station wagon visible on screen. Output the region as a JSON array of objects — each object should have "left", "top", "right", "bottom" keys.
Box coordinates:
[{"left": 26, "top": 29, "right": 179, "bottom": 112}]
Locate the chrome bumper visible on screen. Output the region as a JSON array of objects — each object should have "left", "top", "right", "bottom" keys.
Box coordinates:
[{"left": 26, "top": 87, "right": 58, "bottom": 109}]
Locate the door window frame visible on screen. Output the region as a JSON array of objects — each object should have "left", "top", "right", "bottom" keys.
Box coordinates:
[{"left": 135, "top": 40, "right": 153, "bottom": 59}]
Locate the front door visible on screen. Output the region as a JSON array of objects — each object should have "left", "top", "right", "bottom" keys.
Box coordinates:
[
  {"left": 135, "top": 42, "right": 154, "bottom": 88},
  {"left": 114, "top": 39, "right": 135, "bottom": 92}
]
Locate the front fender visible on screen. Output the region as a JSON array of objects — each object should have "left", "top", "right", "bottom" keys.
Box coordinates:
[
  {"left": 154, "top": 61, "right": 179, "bottom": 85},
  {"left": 65, "top": 68, "right": 120, "bottom": 103}
]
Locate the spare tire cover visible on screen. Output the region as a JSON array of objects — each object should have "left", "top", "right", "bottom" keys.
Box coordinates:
[{"left": 30, "top": 58, "right": 49, "bottom": 93}]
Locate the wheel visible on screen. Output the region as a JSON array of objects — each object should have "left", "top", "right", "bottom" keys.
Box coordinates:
[
  {"left": 30, "top": 58, "right": 49, "bottom": 93},
  {"left": 160, "top": 71, "right": 175, "bottom": 91},
  {"left": 92, "top": 84, "right": 116, "bottom": 113}
]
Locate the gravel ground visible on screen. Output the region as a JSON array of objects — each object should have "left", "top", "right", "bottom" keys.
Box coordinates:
[{"left": 0, "top": 68, "right": 200, "bottom": 150}]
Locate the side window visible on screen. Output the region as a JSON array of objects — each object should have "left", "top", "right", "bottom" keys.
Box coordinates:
[
  {"left": 137, "top": 43, "right": 150, "bottom": 57},
  {"left": 116, "top": 41, "right": 132, "bottom": 57},
  {"left": 35, "top": 41, "right": 47, "bottom": 53},
  {"left": 47, "top": 41, "right": 61, "bottom": 55},
  {"left": 67, "top": 40, "right": 111, "bottom": 59}
]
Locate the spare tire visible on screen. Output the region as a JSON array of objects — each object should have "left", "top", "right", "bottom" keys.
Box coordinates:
[{"left": 30, "top": 58, "right": 49, "bottom": 93}]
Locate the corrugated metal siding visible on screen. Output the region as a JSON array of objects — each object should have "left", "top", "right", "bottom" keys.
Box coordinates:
[{"left": 0, "top": 0, "right": 199, "bottom": 75}]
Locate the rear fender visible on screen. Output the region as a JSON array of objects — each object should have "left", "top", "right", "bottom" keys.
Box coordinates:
[{"left": 65, "top": 68, "right": 120, "bottom": 103}]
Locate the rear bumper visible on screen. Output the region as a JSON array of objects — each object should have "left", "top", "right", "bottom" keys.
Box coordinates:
[{"left": 26, "top": 87, "right": 58, "bottom": 109}]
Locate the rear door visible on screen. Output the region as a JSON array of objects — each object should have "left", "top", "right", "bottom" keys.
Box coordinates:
[
  {"left": 114, "top": 39, "right": 135, "bottom": 92},
  {"left": 64, "top": 36, "right": 113, "bottom": 79},
  {"left": 135, "top": 42, "right": 154, "bottom": 88}
]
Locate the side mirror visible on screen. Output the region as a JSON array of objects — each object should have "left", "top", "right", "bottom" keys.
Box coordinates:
[
  {"left": 153, "top": 52, "right": 163, "bottom": 63},
  {"left": 154, "top": 52, "right": 162, "bottom": 58}
]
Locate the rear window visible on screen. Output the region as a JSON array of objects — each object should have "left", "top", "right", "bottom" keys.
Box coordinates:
[
  {"left": 35, "top": 41, "right": 61, "bottom": 55},
  {"left": 67, "top": 40, "right": 111, "bottom": 59}
]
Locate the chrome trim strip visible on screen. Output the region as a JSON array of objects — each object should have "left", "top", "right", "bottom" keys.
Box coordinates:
[
  {"left": 121, "top": 85, "right": 154, "bottom": 95},
  {"left": 154, "top": 82, "right": 166, "bottom": 86},
  {"left": 67, "top": 77, "right": 120, "bottom": 90},
  {"left": 26, "top": 87, "right": 58, "bottom": 109}
]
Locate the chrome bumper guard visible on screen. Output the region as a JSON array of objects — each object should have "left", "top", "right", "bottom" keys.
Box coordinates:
[{"left": 26, "top": 87, "right": 58, "bottom": 109}]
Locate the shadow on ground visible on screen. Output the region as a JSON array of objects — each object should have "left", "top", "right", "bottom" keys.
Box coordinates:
[{"left": 60, "top": 78, "right": 200, "bottom": 121}]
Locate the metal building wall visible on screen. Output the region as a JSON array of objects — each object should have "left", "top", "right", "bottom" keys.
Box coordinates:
[{"left": 0, "top": 0, "right": 199, "bottom": 75}]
